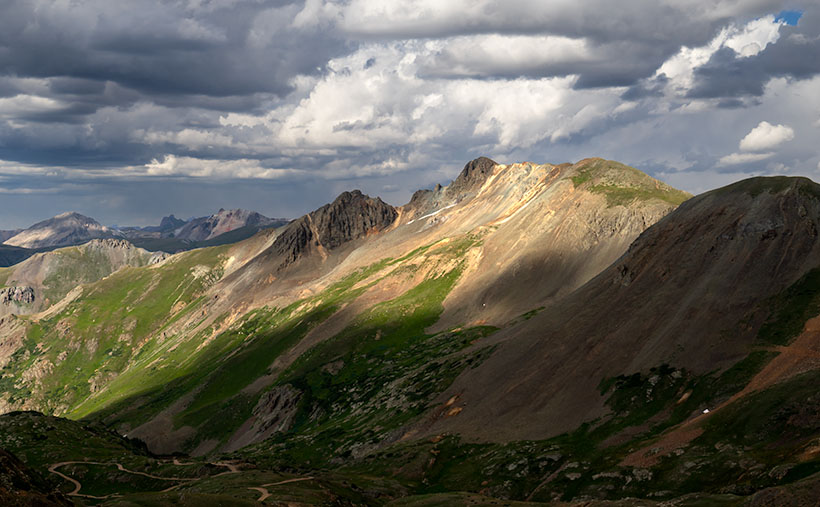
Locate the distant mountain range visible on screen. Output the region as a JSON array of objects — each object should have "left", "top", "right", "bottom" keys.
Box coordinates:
[{"left": 0, "top": 209, "right": 290, "bottom": 267}]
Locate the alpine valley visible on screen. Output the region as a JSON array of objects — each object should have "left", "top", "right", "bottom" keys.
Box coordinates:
[{"left": 2, "top": 157, "right": 820, "bottom": 506}]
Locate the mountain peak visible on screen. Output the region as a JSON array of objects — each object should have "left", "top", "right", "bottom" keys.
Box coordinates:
[
  {"left": 173, "top": 209, "right": 277, "bottom": 242},
  {"left": 568, "top": 158, "right": 692, "bottom": 207},
  {"left": 447, "top": 156, "right": 498, "bottom": 198},
  {"left": 267, "top": 189, "right": 397, "bottom": 269},
  {"left": 4, "top": 212, "right": 112, "bottom": 249},
  {"left": 708, "top": 175, "right": 820, "bottom": 200},
  {"left": 53, "top": 211, "right": 98, "bottom": 223}
]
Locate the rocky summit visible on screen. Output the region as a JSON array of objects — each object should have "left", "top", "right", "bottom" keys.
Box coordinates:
[{"left": 1, "top": 158, "right": 820, "bottom": 505}]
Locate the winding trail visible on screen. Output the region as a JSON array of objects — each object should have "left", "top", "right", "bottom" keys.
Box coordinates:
[
  {"left": 248, "top": 477, "right": 315, "bottom": 502},
  {"left": 47, "top": 459, "right": 238, "bottom": 498},
  {"left": 48, "top": 457, "right": 311, "bottom": 502}
]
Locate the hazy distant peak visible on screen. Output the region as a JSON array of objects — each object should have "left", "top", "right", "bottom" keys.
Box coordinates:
[
  {"left": 173, "top": 208, "right": 278, "bottom": 242},
  {"left": 4, "top": 211, "right": 113, "bottom": 249}
]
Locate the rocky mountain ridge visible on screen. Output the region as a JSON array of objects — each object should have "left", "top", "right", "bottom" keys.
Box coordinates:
[
  {"left": 0, "top": 209, "right": 290, "bottom": 268},
  {"left": 263, "top": 190, "right": 398, "bottom": 271},
  {"left": 172, "top": 208, "right": 286, "bottom": 242}
]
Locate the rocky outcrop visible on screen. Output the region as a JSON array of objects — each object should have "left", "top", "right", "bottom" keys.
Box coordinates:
[
  {"left": 446, "top": 156, "right": 497, "bottom": 199},
  {"left": 268, "top": 190, "right": 397, "bottom": 269},
  {"left": 0, "top": 287, "right": 34, "bottom": 306},
  {"left": 252, "top": 385, "right": 301, "bottom": 435},
  {"left": 148, "top": 252, "right": 170, "bottom": 265},
  {"left": 157, "top": 215, "right": 186, "bottom": 232},
  {"left": 84, "top": 238, "right": 135, "bottom": 251}
]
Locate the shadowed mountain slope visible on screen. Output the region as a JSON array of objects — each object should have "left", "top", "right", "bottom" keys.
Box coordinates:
[
  {"left": 0, "top": 446, "right": 69, "bottom": 506},
  {"left": 423, "top": 176, "right": 820, "bottom": 441}
]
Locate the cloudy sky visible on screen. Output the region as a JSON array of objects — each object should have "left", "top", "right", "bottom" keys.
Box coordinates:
[{"left": 0, "top": 0, "right": 818, "bottom": 228}]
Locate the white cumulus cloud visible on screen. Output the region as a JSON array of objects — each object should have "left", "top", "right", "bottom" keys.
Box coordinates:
[
  {"left": 717, "top": 151, "right": 774, "bottom": 166},
  {"left": 144, "top": 155, "right": 302, "bottom": 179},
  {"left": 739, "top": 121, "right": 794, "bottom": 151}
]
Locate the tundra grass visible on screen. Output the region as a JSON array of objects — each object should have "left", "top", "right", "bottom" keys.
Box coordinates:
[
  {"left": 348, "top": 347, "right": 782, "bottom": 503},
  {"left": 0, "top": 266, "right": 11, "bottom": 286},
  {"left": 244, "top": 265, "right": 498, "bottom": 468},
  {"left": 713, "top": 175, "right": 820, "bottom": 199},
  {"left": 568, "top": 159, "right": 690, "bottom": 207},
  {"left": 0, "top": 245, "right": 230, "bottom": 418}
]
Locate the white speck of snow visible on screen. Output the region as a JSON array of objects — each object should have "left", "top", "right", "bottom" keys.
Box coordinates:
[{"left": 407, "top": 203, "right": 456, "bottom": 225}]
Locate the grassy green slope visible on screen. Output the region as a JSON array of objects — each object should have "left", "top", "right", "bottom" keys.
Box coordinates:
[
  {"left": 569, "top": 159, "right": 691, "bottom": 207},
  {"left": 0, "top": 245, "right": 229, "bottom": 414}
]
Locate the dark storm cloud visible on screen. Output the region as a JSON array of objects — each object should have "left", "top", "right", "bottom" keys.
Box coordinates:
[
  {"left": 621, "top": 75, "right": 668, "bottom": 101},
  {"left": 0, "top": 0, "right": 351, "bottom": 167},
  {"left": 0, "top": 0, "right": 818, "bottom": 229},
  {"left": 689, "top": 10, "right": 820, "bottom": 99},
  {"left": 0, "top": 0, "right": 344, "bottom": 98}
]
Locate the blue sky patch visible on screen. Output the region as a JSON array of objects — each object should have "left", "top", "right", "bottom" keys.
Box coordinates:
[{"left": 775, "top": 10, "right": 802, "bottom": 26}]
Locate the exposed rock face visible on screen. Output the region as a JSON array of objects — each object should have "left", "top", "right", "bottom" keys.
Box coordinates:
[
  {"left": 401, "top": 157, "right": 497, "bottom": 222},
  {"left": 4, "top": 212, "right": 114, "bottom": 249},
  {"left": 84, "top": 238, "right": 133, "bottom": 251},
  {"left": 0, "top": 287, "right": 34, "bottom": 306},
  {"left": 148, "top": 252, "right": 170, "bottom": 265},
  {"left": 268, "top": 190, "right": 397, "bottom": 269},
  {"left": 252, "top": 385, "right": 301, "bottom": 435},
  {"left": 173, "top": 209, "right": 283, "bottom": 242},
  {"left": 446, "top": 156, "right": 498, "bottom": 198}
]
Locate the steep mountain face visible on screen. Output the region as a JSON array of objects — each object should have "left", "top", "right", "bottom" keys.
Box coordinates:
[
  {"left": 173, "top": 209, "right": 285, "bottom": 242},
  {"left": 6, "top": 158, "right": 820, "bottom": 504},
  {"left": 4, "top": 213, "right": 115, "bottom": 250},
  {"left": 262, "top": 190, "right": 398, "bottom": 271},
  {"left": 446, "top": 155, "right": 498, "bottom": 198}
]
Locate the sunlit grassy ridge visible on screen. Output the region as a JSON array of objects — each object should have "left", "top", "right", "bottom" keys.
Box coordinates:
[{"left": 569, "top": 159, "right": 691, "bottom": 207}]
